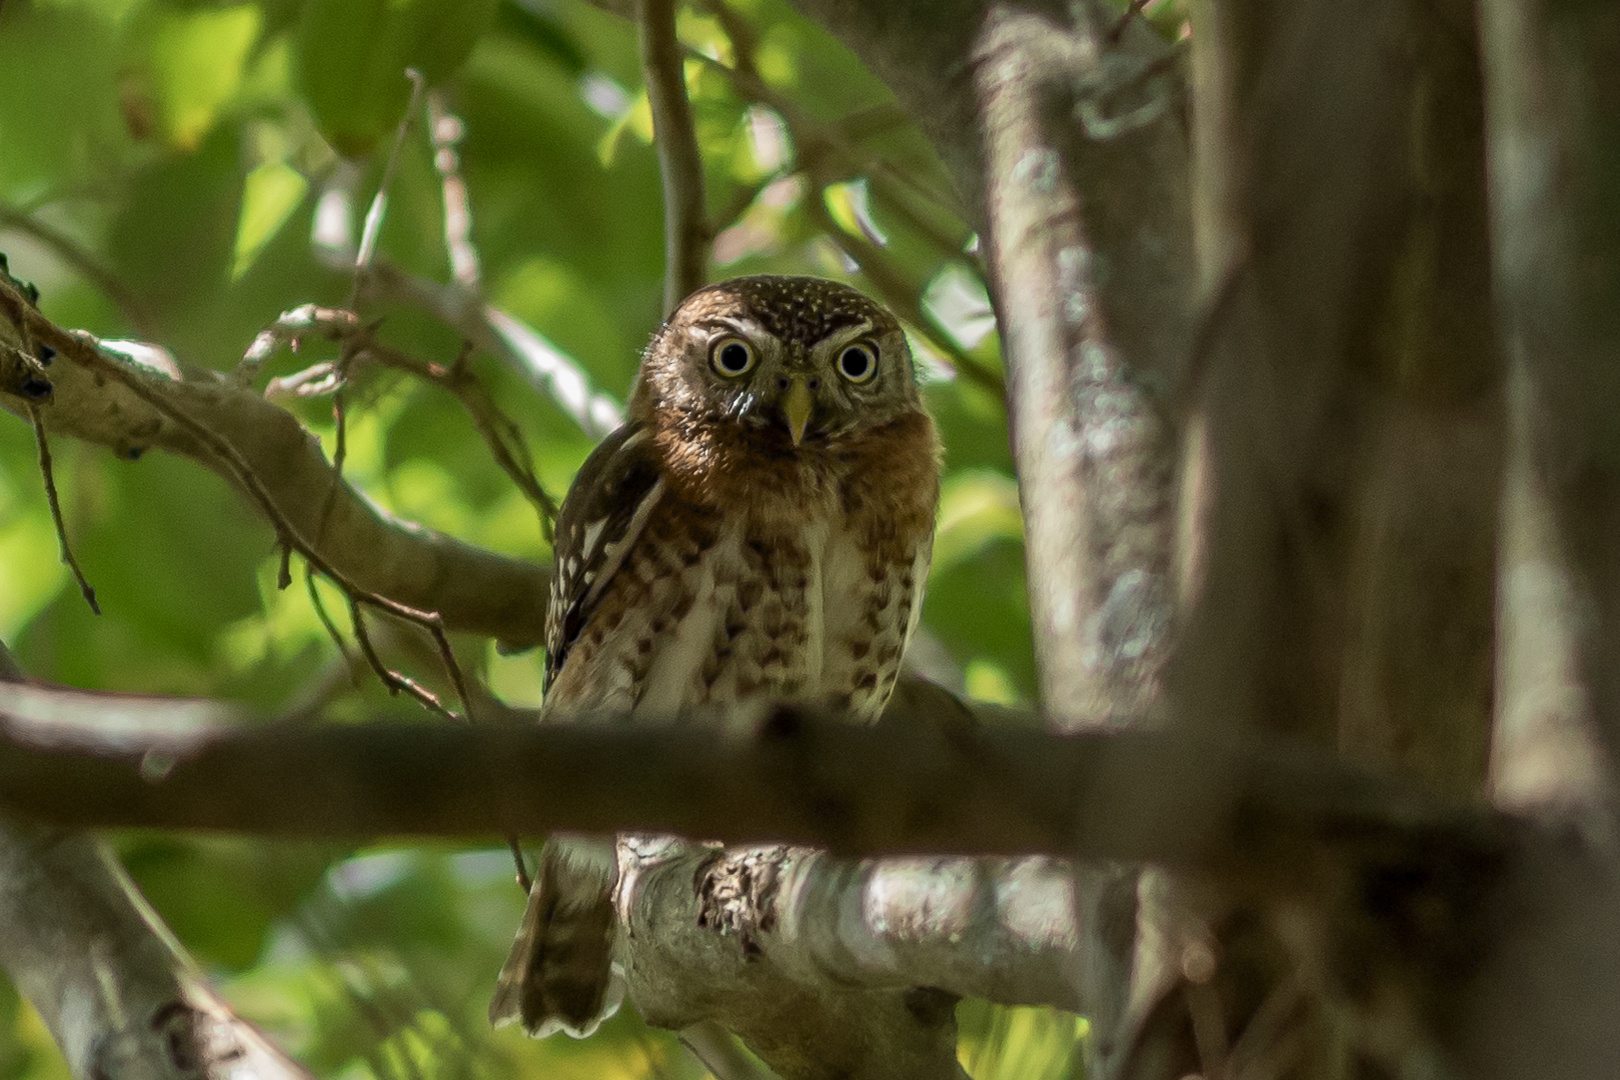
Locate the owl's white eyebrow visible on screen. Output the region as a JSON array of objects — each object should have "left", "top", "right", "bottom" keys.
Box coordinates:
[
  {"left": 817, "top": 319, "right": 876, "bottom": 349},
  {"left": 699, "top": 316, "right": 765, "bottom": 338}
]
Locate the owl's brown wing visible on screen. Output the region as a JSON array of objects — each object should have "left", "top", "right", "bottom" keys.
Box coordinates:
[
  {"left": 543, "top": 422, "right": 665, "bottom": 692},
  {"left": 493, "top": 422, "right": 666, "bottom": 1038}
]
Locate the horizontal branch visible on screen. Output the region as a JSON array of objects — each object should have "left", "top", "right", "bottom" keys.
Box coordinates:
[
  {"left": 10, "top": 673, "right": 1620, "bottom": 1080},
  {"left": 765, "top": 851, "right": 1082, "bottom": 1008},
  {"left": 0, "top": 678, "right": 1494, "bottom": 871},
  {"left": 0, "top": 273, "right": 550, "bottom": 649}
]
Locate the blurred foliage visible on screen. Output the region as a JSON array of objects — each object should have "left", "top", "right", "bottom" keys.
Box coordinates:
[{"left": 0, "top": 0, "right": 1192, "bottom": 1073}]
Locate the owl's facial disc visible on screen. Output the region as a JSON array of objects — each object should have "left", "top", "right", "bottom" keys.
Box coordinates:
[
  {"left": 708, "top": 315, "right": 894, "bottom": 447},
  {"left": 641, "top": 277, "right": 918, "bottom": 454}
]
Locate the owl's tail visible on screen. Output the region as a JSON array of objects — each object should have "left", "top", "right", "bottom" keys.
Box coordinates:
[{"left": 489, "top": 836, "right": 624, "bottom": 1038}]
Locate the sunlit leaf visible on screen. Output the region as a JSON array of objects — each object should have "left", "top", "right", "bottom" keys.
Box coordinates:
[
  {"left": 143, "top": 3, "right": 262, "bottom": 150},
  {"left": 234, "top": 160, "right": 309, "bottom": 278}
]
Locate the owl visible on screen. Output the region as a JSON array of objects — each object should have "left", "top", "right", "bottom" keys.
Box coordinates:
[{"left": 489, "top": 275, "right": 942, "bottom": 1039}]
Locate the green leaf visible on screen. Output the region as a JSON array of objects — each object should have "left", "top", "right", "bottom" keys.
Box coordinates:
[
  {"left": 142, "top": 3, "right": 262, "bottom": 150},
  {"left": 233, "top": 160, "right": 309, "bottom": 278},
  {"left": 295, "top": 0, "right": 499, "bottom": 156},
  {"left": 0, "top": 0, "right": 127, "bottom": 198}
]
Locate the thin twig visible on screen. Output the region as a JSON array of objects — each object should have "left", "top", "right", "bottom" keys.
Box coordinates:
[
  {"left": 405, "top": 342, "right": 559, "bottom": 533},
  {"left": 250, "top": 306, "right": 560, "bottom": 531},
  {"left": 306, "top": 563, "right": 361, "bottom": 685},
  {"left": 351, "top": 69, "right": 427, "bottom": 307},
  {"left": 425, "top": 91, "right": 482, "bottom": 292},
  {"left": 699, "top": 0, "right": 760, "bottom": 79},
  {"left": 0, "top": 287, "right": 548, "bottom": 648},
  {"left": 690, "top": 42, "right": 978, "bottom": 273},
  {"left": 696, "top": 49, "right": 969, "bottom": 232},
  {"left": 804, "top": 195, "right": 1006, "bottom": 399},
  {"left": 1108, "top": 0, "right": 1153, "bottom": 42},
  {"left": 27, "top": 404, "right": 99, "bottom": 615},
  {"left": 637, "top": 0, "right": 710, "bottom": 312},
  {"left": 508, "top": 839, "right": 531, "bottom": 893},
  {"left": 319, "top": 356, "right": 351, "bottom": 547},
  {"left": 346, "top": 594, "right": 454, "bottom": 721}
]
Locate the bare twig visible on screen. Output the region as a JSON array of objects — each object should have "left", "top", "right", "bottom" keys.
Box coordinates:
[
  {"left": 27, "top": 403, "right": 99, "bottom": 615},
  {"left": 321, "top": 365, "right": 351, "bottom": 546},
  {"left": 306, "top": 563, "right": 361, "bottom": 685},
  {"left": 346, "top": 593, "right": 455, "bottom": 722},
  {"left": 352, "top": 69, "right": 426, "bottom": 305},
  {"left": 507, "top": 839, "right": 531, "bottom": 893},
  {"left": 692, "top": 50, "right": 973, "bottom": 260},
  {"left": 0, "top": 650, "right": 315, "bottom": 1080},
  {"left": 0, "top": 271, "right": 548, "bottom": 651},
  {"left": 425, "top": 91, "right": 482, "bottom": 291},
  {"left": 249, "top": 305, "right": 560, "bottom": 530},
  {"left": 368, "top": 336, "right": 559, "bottom": 531},
  {"left": 308, "top": 231, "right": 622, "bottom": 438},
  {"left": 1108, "top": 0, "right": 1153, "bottom": 43},
  {"left": 637, "top": 0, "right": 710, "bottom": 311},
  {"left": 803, "top": 194, "right": 1005, "bottom": 399}
]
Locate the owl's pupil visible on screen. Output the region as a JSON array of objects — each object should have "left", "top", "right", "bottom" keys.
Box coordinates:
[
  {"left": 719, "top": 343, "right": 750, "bottom": 372},
  {"left": 839, "top": 346, "right": 872, "bottom": 379}
]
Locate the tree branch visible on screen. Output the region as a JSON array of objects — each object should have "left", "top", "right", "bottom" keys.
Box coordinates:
[
  {"left": 10, "top": 676, "right": 1620, "bottom": 1079},
  {"left": 1479, "top": 0, "right": 1620, "bottom": 833},
  {"left": 0, "top": 204, "right": 161, "bottom": 341},
  {"left": 638, "top": 0, "right": 710, "bottom": 312},
  {"left": 0, "top": 677, "right": 1496, "bottom": 868},
  {"left": 0, "top": 646, "right": 313, "bottom": 1080},
  {"left": 782, "top": 0, "right": 1062, "bottom": 225},
  {"left": 971, "top": 7, "right": 1193, "bottom": 1069},
  {"left": 974, "top": 3, "right": 1188, "bottom": 724},
  {"left": 0, "top": 816, "right": 316, "bottom": 1080},
  {"left": 620, "top": 841, "right": 970, "bottom": 1080},
  {"left": 306, "top": 172, "right": 623, "bottom": 440},
  {"left": 0, "top": 272, "right": 550, "bottom": 650}
]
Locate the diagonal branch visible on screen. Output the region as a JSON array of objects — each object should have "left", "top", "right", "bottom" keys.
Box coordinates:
[
  {"left": 0, "top": 646, "right": 314, "bottom": 1080},
  {"left": 0, "top": 274, "right": 550, "bottom": 650}
]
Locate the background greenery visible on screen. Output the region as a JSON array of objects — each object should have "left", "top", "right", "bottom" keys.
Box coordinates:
[{"left": 0, "top": 0, "right": 1155, "bottom": 1073}]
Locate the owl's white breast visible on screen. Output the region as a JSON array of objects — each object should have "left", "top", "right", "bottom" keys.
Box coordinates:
[
  {"left": 633, "top": 524, "right": 730, "bottom": 717},
  {"left": 631, "top": 509, "right": 853, "bottom": 717}
]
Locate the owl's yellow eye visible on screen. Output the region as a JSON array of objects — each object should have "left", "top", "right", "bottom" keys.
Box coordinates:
[
  {"left": 836, "top": 342, "right": 879, "bottom": 383},
  {"left": 710, "top": 336, "right": 756, "bottom": 378}
]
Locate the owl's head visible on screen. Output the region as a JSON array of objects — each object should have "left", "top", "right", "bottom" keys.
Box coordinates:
[{"left": 632, "top": 276, "right": 923, "bottom": 449}]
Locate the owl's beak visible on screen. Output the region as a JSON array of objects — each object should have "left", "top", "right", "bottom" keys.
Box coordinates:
[{"left": 781, "top": 376, "right": 815, "bottom": 446}]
